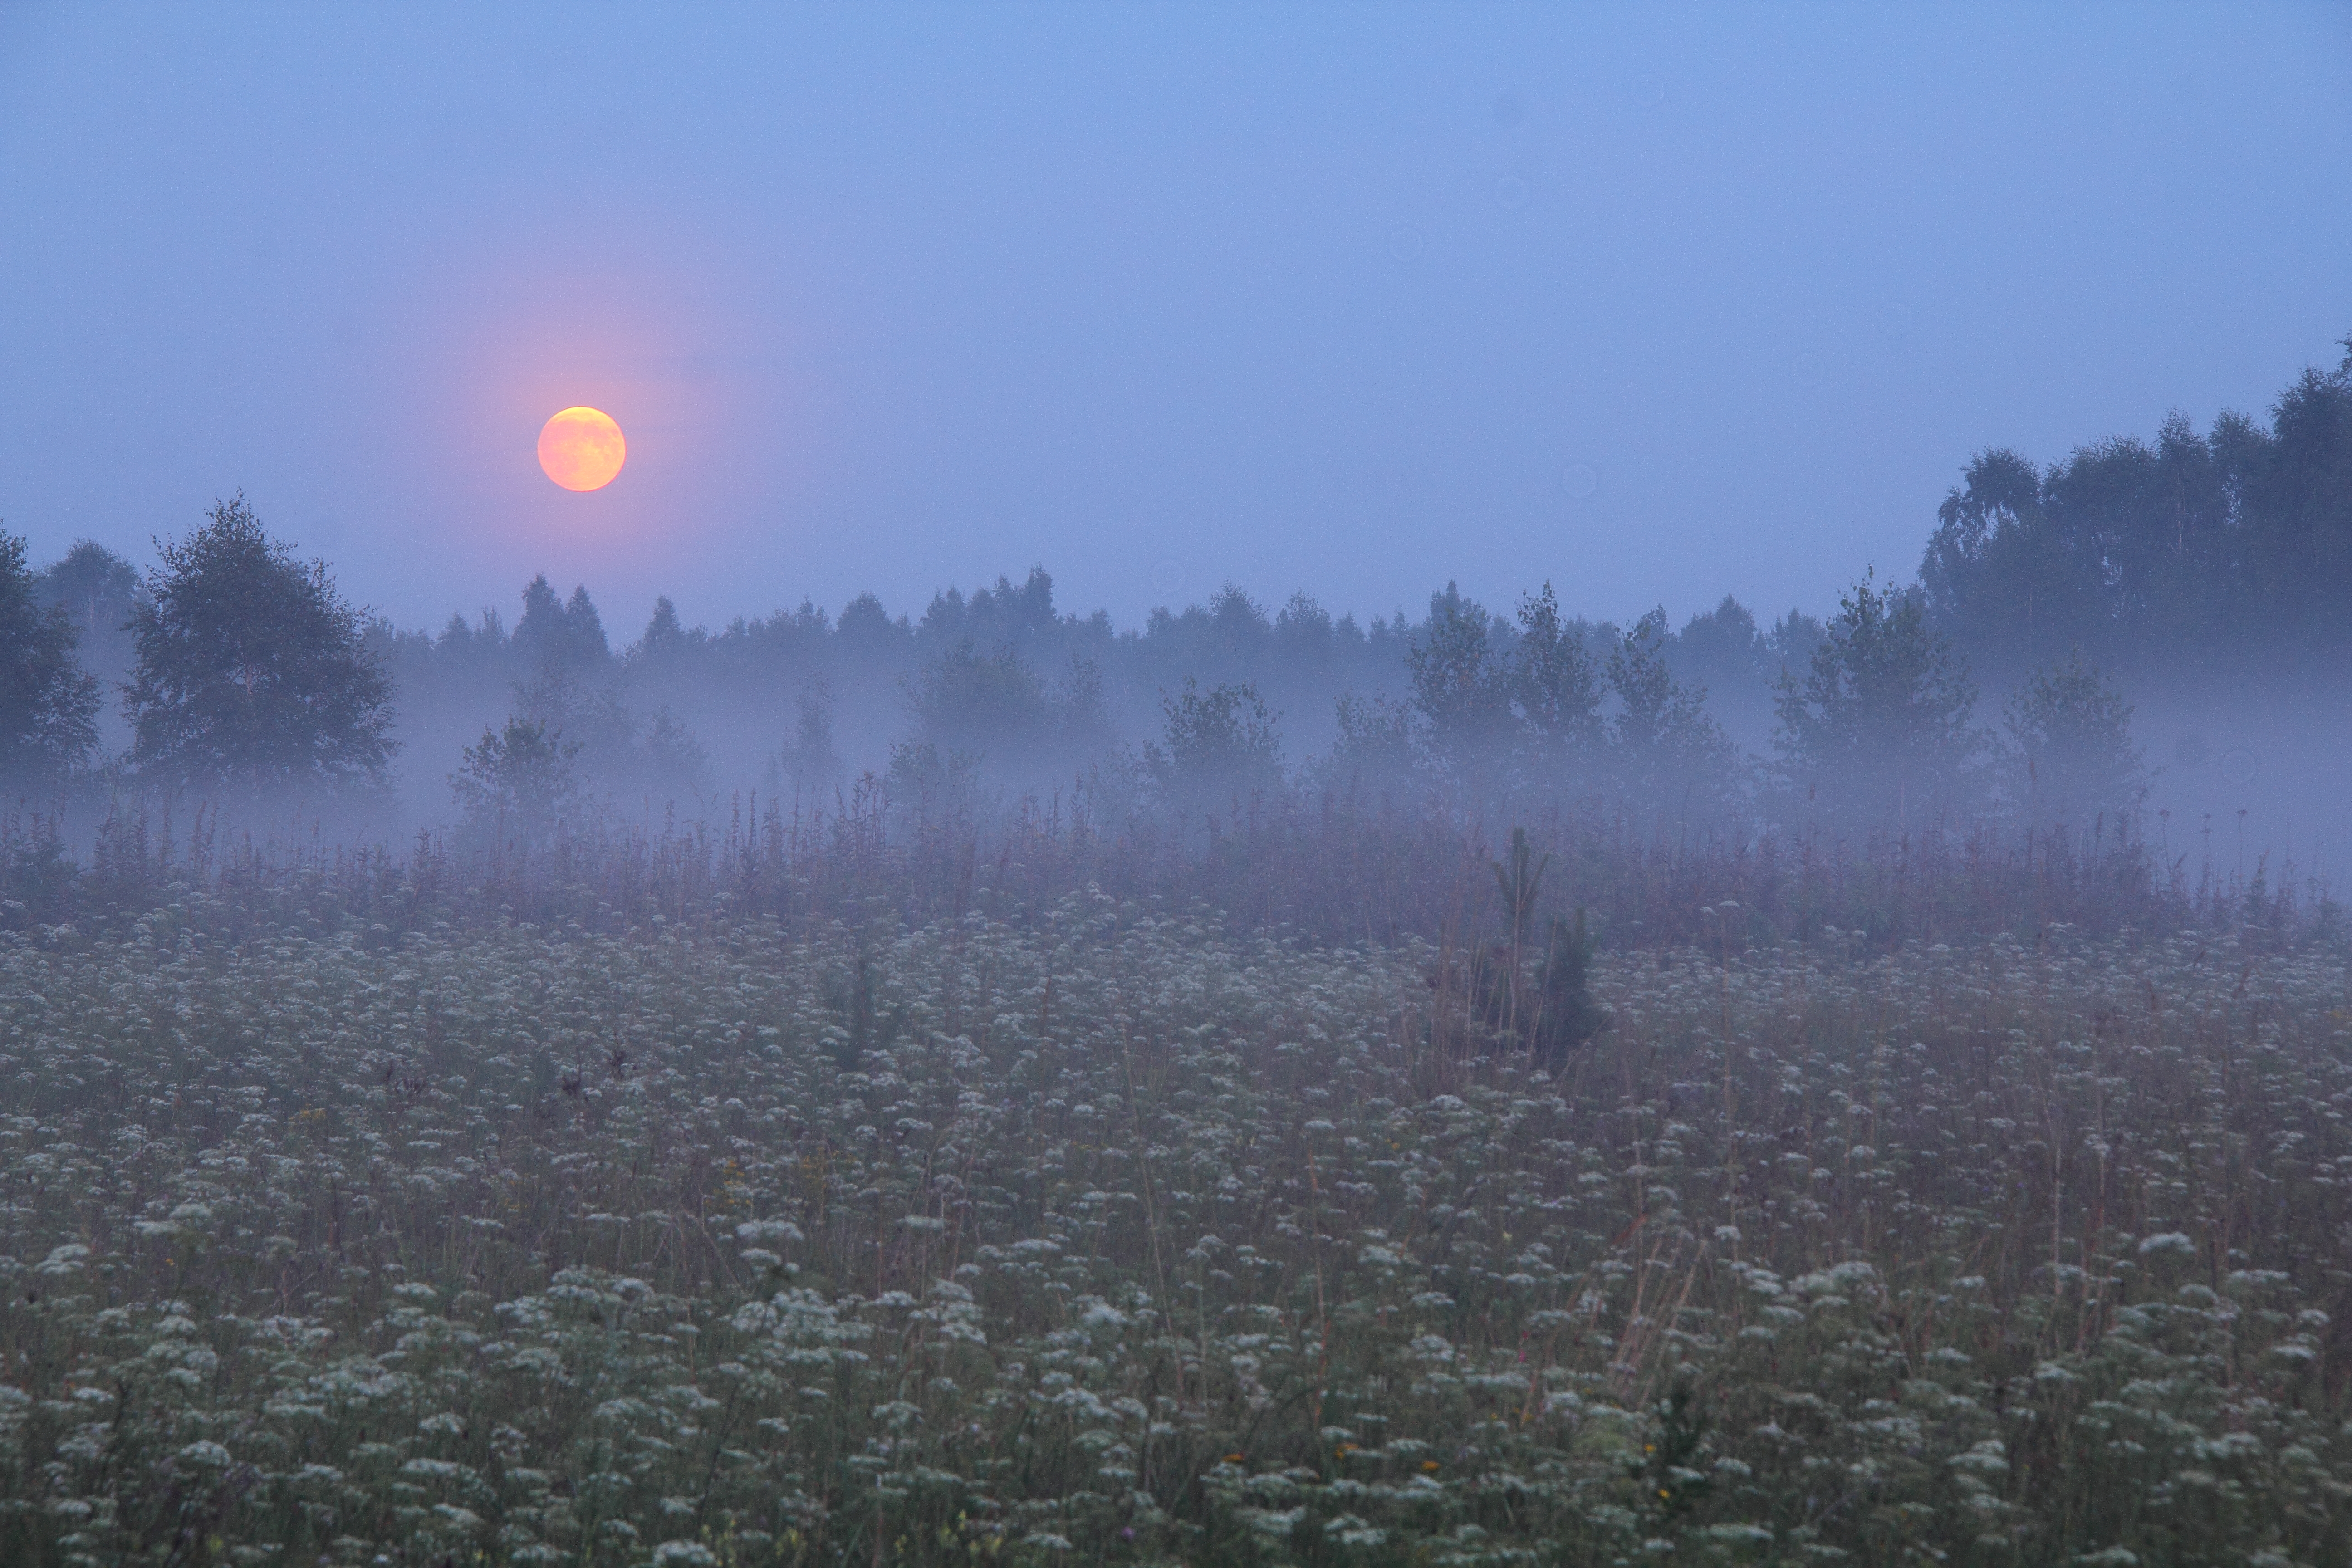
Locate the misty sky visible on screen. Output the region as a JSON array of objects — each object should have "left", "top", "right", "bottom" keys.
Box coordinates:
[{"left": 2, "top": 2, "right": 2347, "bottom": 639}]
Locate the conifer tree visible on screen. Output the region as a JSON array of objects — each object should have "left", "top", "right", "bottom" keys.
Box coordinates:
[
  {"left": 1508, "top": 583, "right": 1604, "bottom": 790},
  {"left": 1607, "top": 608, "right": 1739, "bottom": 813},
  {"left": 1773, "top": 572, "right": 1984, "bottom": 827}
]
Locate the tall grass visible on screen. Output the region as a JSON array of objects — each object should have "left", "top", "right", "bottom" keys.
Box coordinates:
[{"left": 4, "top": 782, "right": 2326, "bottom": 956}]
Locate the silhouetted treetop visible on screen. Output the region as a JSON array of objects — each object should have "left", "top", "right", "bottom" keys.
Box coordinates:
[
  {"left": 28, "top": 541, "right": 145, "bottom": 698},
  {"left": 1774, "top": 572, "right": 1984, "bottom": 827},
  {"left": 1143, "top": 676, "right": 1284, "bottom": 820},
  {"left": 1921, "top": 336, "right": 2352, "bottom": 673},
  {"left": 124, "top": 495, "right": 396, "bottom": 798},
  {"left": 514, "top": 574, "right": 612, "bottom": 669}
]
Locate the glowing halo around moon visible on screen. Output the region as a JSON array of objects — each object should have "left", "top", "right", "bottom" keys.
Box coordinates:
[{"left": 537, "top": 406, "right": 627, "bottom": 491}]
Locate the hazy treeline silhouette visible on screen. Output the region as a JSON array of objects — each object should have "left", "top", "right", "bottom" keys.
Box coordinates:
[
  {"left": 0, "top": 529, "right": 2144, "bottom": 845},
  {"left": 3, "top": 338, "right": 2346, "bottom": 914},
  {"left": 1923, "top": 336, "right": 2352, "bottom": 678}
]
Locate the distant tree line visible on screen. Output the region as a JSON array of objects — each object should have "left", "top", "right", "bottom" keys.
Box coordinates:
[
  {"left": 1922, "top": 336, "right": 2352, "bottom": 676},
  {"left": 4, "top": 338, "right": 2343, "bottom": 847},
  {"left": 0, "top": 496, "right": 393, "bottom": 803},
  {"left": 0, "top": 514, "right": 2147, "bottom": 848}
]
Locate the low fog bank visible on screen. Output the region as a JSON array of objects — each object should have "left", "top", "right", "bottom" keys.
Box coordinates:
[
  {"left": 2128, "top": 683, "right": 2349, "bottom": 887},
  {"left": 387, "top": 573, "right": 2351, "bottom": 886},
  {"left": 373, "top": 568, "right": 1825, "bottom": 830},
  {"left": 13, "top": 547, "right": 2343, "bottom": 897}
]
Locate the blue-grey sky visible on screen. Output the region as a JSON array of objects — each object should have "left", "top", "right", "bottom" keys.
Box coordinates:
[{"left": 2, "top": 2, "right": 2346, "bottom": 638}]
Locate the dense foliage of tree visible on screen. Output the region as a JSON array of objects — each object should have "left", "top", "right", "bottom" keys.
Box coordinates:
[
  {"left": 1606, "top": 608, "right": 1740, "bottom": 817},
  {"left": 1998, "top": 651, "right": 2149, "bottom": 830},
  {"left": 123, "top": 495, "right": 397, "bottom": 797},
  {"left": 903, "top": 640, "right": 1101, "bottom": 763},
  {"left": 25, "top": 519, "right": 2207, "bottom": 844},
  {"left": 390, "top": 567, "right": 1431, "bottom": 830},
  {"left": 1921, "top": 338, "right": 2352, "bottom": 673},
  {"left": 1339, "top": 582, "right": 1736, "bottom": 812},
  {"left": 1141, "top": 677, "right": 1284, "bottom": 820},
  {"left": 1773, "top": 572, "right": 1986, "bottom": 827},
  {"left": 1404, "top": 586, "right": 1520, "bottom": 784},
  {"left": 508, "top": 665, "right": 712, "bottom": 808},
  {"left": 0, "top": 528, "right": 101, "bottom": 788},
  {"left": 774, "top": 674, "right": 844, "bottom": 796},
  {"left": 33, "top": 539, "right": 143, "bottom": 681},
  {"left": 448, "top": 715, "right": 583, "bottom": 853},
  {"left": 1664, "top": 595, "right": 1827, "bottom": 741},
  {"left": 1507, "top": 583, "right": 1607, "bottom": 785},
  {"left": 512, "top": 572, "right": 612, "bottom": 669}
]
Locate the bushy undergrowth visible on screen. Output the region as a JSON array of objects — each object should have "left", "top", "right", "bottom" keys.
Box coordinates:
[{"left": 3, "top": 882, "right": 2349, "bottom": 1566}]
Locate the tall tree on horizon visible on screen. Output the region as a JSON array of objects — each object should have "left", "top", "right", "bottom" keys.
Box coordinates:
[
  {"left": 1774, "top": 572, "right": 1985, "bottom": 828},
  {"left": 1606, "top": 608, "right": 1740, "bottom": 816},
  {"left": 1999, "top": 651, "right": 2150, "bottom": 831},
  {"left": 123, "top": 495, "right": 397, "bottom": 798},
  {"left": 1919, "top": 335, "right": 2352, "bottom": 674},
  {"left": 0, "top": 527, "right": 101, "bottom": 789},
  {"left": 2239, "top": 338, "right": 2352, "bottom": 646},
  {"left": 513, "top": 573, "right": 612, "bottom": 669},
  {"left": 1507, "top": 582, "right": 1605, "bottom": 791},
  {"left": 1405, "top": 584, "right": 1514, "bottom": 787},
  {"left": 1142, "top": 676, "right": 1284, "bottom": 821},
  {"left": 34, "top": 539, "right": 144, "bottom": 681}
]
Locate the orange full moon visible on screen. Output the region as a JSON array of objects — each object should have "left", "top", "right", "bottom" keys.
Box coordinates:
[{"left": 537, "top": 407, "right": 627, "bottom": 491}]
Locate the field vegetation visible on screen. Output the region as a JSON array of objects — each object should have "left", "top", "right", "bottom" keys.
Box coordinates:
[{"left": 1, "top": 815, "right": 2348, "bottom": 1566}]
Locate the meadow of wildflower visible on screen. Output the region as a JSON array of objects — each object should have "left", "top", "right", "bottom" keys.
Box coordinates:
[{"left": 2, "top": 815, "right": 2348, "bottom": 1568}]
